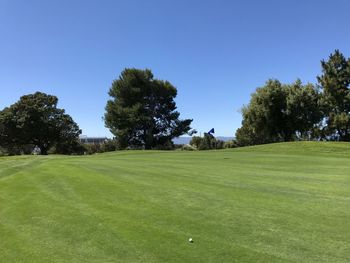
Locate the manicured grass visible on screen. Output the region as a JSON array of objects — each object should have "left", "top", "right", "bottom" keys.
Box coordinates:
[{"left": 0, "top": 142, "right": 349, "bottom": 262}]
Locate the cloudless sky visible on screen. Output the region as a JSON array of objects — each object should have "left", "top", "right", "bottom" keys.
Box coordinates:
[{"left": 1, "top": 0, "right": 350, "bottom": 137}]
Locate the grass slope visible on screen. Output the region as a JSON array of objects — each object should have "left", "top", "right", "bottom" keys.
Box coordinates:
[{"left": 0, "top": 142, "right": 349, "bottom": 263}]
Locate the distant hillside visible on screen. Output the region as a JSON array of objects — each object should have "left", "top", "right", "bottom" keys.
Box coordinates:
[{"left": 173, "top": 136, "right": 234, "bottom": 145}]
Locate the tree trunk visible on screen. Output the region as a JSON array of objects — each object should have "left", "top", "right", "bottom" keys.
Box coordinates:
[
  {"left": 144, "top": 125, "right": 154, "bottom": 150},
  {"left": 38, "top": 144, "right": 48, "bottom": 155},
  {"left": 144, "top": 131, "right": 153, "bottom": 150}
]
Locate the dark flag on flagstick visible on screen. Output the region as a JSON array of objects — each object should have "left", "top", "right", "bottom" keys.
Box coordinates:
[{"left": 208, "top": 128, "right": 215, "bottom": 135}]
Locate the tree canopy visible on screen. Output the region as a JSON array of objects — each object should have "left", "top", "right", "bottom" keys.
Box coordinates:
[
  {"left": 317, "top": 50, "right": 350, "bottom": 141},
  {"left": 236, "top": 80, "right": 322, "bottom": 146},
  {"left": 0, "top": 92, "right": 81, "bottom": 154},
  {"left": 236, "top": 50, "right": 350, "bottom": 146},
  {"left": 2, "top": 51, "right": 349, "bottom": 152},
  {"left": 105, "top": 68, "right": 193, "bottom": 149}
]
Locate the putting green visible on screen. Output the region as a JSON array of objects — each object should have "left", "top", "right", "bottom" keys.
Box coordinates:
[{"left": 0, "top": 142, "right": 349, "bottom": 262}]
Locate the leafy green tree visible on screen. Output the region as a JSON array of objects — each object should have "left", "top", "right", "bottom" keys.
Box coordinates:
[
  {"left": 236, "top": 79, "right": 288, "bottom": 146},
  {"left": 0, "top": 92, "right": 81, "bottom": 155},
  {"left": 105, "top": 68, "right": 193, "bottom": 149},
  {"left": 0, "top": 107, "right": 22, "bottom": 154},
  {"left": 235, "top": 123, "right": 265, "bottom": 146},
  {"left": 235, "top": 79, "right": 322, "bottom": 146},
  {"left": 285, "top": 80, "right": 323, "bottom": 139},
  {"left": 317, "top": 50, "right": 350, "bottom": 141}
]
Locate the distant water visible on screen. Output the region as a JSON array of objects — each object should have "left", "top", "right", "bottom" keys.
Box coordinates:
[{"left": 173, "top": 136, "right": 234, "bottom": 145}]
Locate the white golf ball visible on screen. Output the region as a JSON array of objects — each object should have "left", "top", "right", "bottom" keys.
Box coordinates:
[{"left": 189, "top": 238, "right": 193, "bottom": 243}]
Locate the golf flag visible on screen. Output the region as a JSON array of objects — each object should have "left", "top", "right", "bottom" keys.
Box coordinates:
[{"left": 208, "top": 128, "right": 215, "bottom": 134}]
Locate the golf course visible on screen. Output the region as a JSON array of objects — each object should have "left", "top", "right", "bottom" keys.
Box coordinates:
[{"left": 0, "top": 142, "right": 349, "bottom": 262}]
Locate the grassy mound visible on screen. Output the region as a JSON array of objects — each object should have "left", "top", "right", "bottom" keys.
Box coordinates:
[{"left": 0, "top": 142, "right": 349, "bottom": 262}]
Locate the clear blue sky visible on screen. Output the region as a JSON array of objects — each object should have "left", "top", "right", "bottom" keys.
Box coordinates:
[{"left": 1, "top": 0, "right": 349, "bottom": 137}]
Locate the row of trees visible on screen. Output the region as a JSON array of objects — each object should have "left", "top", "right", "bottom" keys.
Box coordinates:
[
  {"left": 235, "top": 50, "right": 350, "bottom": 146},
  {"left": 1, "top": 50, "right": 348, "bottom": 154},
  {"left": 0, "top": 69, "right": 194, "bottom": 155}
]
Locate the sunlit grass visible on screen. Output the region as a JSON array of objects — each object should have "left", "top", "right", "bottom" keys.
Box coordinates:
[{"left": 0, "top": 142, "right": 349, "bottom": 262}]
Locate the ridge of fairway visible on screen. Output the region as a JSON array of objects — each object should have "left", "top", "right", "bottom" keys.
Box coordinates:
[{"left": 231, "top": 141, "right": 350, "bottom": 156}]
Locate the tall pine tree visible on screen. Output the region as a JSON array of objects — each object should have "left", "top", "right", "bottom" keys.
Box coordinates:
[
  {"left": 105, "top": 69, "right": 192, "bottom": 149},
  {"left": 317, "top": 50, "right": 350, "bottom": 141}
]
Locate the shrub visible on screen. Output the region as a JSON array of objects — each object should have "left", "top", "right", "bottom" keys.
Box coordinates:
[
  {"left": 154, "top": 140, "right": 175, "bottom": 150},
  {"left": 84, "top": 144, "right": 102, "bottom": 154},
  {"left": 0, "top": 146, "right": 6, "bottom": 156},
  {"left": 101, "top": 139, "right": 118, "bottom": 152},
  {"left": 224, "top": 140, "right": 238, "bottom": 148},
  {"left": 22, "top": 144, "right": 35, "bottom": 154},
  {"left": 181, "top": 144, "right": 197, "bottom": 151},
  {"left": 215, "top": 140, "right": 225, "bottom": 149},
  {"left": 54, "top": 140, "right": 86, "bottom": 155},
  {"left": 190, "top": 133, "right": 225, "bottom": 150},
  {"left": 189, "top": 136, "right": 202, "bottom": 148}
]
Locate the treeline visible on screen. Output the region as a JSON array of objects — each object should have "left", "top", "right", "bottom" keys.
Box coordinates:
[
  {"left": 0, "top": 69, "right": 194, "bottom": 155},
  {"left": 235, "top": 50, "right": 350, "bottom": 146},
  {"left": 1, "top": 50, "right": 349, "bottom": 155}
]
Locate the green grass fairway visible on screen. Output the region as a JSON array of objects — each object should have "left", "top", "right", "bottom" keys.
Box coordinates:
[{"left": 1, "top": 142, "right": 350, "bottom": 262}]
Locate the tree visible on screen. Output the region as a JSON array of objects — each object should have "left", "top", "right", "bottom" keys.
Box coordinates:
[
  {"left": 285, "top": 80, "right": 323, "bottom": 140},
  {"left": 0, "top": 107, "right": 22, "bottom": 154},
  {"left": 236, "top": 79, "right": 288, "bottom": 146},
  {"left": 0, "top": 92, "right": 81, "bottom": 155},
  {"left": 105, "top": 68, "right": 193, "bottom": 149},
  {"left": 235, "top": 79, "right": 322, "bottom": 146},
  {"left": 317, "top": 50, "right": 350, "bottom": 141},
  {"left": 235, "top": 122, "right": 265, "bottom": 146}
]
